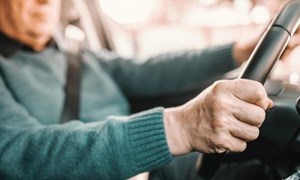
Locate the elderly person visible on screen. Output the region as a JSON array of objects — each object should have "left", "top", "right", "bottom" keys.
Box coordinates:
[{"left": 0, "top": 0, "right": 275, "bottom": 179}]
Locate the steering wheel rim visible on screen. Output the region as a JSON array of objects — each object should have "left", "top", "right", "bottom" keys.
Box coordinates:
[{"left": 238, "top": 0, "right": 300, "bottom": 83}]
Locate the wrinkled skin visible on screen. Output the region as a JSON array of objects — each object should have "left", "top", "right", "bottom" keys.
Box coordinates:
[
  {"left": 164, "top": 79, "right": 273, "bottom": 155},
  {"left": 0, "top": 0, "right": 61, "bottom": 51}
]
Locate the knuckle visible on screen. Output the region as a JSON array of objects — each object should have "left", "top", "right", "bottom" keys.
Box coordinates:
[
  {"left": 253, "top": 127, "right": 260, "bottom": 139},
  {"left": 212, "top": 80, "right": 227, "bottom": 93},
  {"left": 207, "top": 93, "right": 229, "bottom": 112},
  {"left": 236, "top": 142, "right": 247, "bottom": 152},
  {"left": 212, "top": 120, "right": 223, "bottom": 131},
  {"left": 255, "top": 84, "right": 267, "bottom": 98},
  {"left": 250, "top": 127, "right": 260, "bottom": 140},
  {"left": 250, "top": 108, "right": 266, "bottom": 126},
  {"left": 215, "top": 136, "right": 248, "bottom": 153},
  {"left": 229, "top": 140, "right": 247, "bottom": 152},
  {"left": 256, "top": 108, "right": 266, "bottom": 123},
  {"left": 252, "top": 80, "right": 264, "bottom": 90},
  {"left": 212, "top": 100, "right": 227, "bottom": 115},
  {"left": 262, "top": 99, "right": 271, "bottom": 110},
  {"left": 212, "top": 118, "right": 228, "bottom": 131},
  {"left": 215, "top": 135, "right": 230, "bottom": 148},
  {"left": 207, "top": 94, "right": 220, "bottom": 107},
  {"left": 215, "top": 148, "right": 226, "bottom": 153},
  {"left": 206, "top": 97, "right": 229, "bottom": 117},
  {"left": 256, "top": 88, "right": 266, "bottom": 100}
]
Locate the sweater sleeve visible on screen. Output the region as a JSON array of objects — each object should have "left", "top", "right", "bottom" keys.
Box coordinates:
[
  {"left": 94, "top": 43, "right": 237, "bottom": 98},
  {"left": 0, "top": 75, "right": 172, "bottom": 179}
]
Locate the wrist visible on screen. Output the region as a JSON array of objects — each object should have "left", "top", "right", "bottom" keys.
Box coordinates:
[{"left": 163, "top": 107, "right": 191, "bottom": 156}]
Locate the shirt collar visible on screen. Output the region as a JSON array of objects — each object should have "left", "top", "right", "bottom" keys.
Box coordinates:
[{"left": 0, "top": 31, "right": 59, "bottom": 58}]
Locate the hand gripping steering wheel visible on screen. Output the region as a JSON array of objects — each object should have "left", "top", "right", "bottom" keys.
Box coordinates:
[{"left": 198, "top": 0, "right": 300, "bottom": 178}]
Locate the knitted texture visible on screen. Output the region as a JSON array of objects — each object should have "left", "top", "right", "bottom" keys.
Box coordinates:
[{"left": 0, "top": 39, "right": 236, "bottom": 179}]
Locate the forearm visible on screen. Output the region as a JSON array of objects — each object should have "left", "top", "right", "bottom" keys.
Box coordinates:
[
  {"left": 0, "top": 76, "right": 172, "bottom": 179},
  {"left": 0, "top": 108, "right": 172, "bottom": 179},
  {"left": 96, "top": 43, "right": 237, "bottom": 98},
  {"left": 0, "top": 76, "right": 171, "bottom": 179}
]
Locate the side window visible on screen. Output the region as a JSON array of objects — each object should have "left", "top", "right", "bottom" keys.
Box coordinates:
[
  {"left": 65, "top": 0, "right": 291, "bottom": 59},
  {"left": 98, "top": 0, "right": 283, "bottom": 58}
]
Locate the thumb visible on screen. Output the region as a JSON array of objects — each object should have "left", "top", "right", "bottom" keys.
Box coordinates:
[{"left": 267, "top": 98, "right": 274, "bottom": 109}]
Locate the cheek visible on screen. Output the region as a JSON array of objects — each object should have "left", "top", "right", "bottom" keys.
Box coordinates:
[
  {"left": 22, "top": 13, "right": 33, "bottom": 26},
  {"left": 14, "top": 3, "right": 33, "bottom": 29},
  {"left": 9, "top": 6, "right": 28, "bottom": 32},
  {"left": 20, "top": 14, "right": 38, "bottom": 34}
]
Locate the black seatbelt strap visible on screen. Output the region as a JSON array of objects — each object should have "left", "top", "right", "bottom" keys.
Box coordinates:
[{"left": 60, "top": 42, "right": 82, "bottom": 123}]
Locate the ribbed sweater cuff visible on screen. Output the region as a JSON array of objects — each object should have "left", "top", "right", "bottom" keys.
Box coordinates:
[{"left": 127, "top": 107, "right": 173, "bottom": 172}]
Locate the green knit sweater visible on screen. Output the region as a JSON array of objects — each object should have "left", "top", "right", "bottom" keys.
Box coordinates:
[{"left": 0, "top": 36, "right": 236, "bottom": 179}]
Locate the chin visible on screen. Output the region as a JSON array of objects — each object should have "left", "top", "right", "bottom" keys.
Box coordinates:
[{"left": 28, "top": 28, "right": 53, "bottom": 39}]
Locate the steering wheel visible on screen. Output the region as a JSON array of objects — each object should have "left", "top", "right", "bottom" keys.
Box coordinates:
[{"left": 198, "top": 0, "right": 300, "bottom": 179}]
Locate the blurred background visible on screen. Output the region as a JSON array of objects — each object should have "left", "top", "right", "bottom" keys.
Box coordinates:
[
  {"left": 63, "top": 0, "right": 290, "bottom": 58},
  {"left": 98, "top": 0, "right": 289, "bottom": 58},
  {"left": 62, "top": 0, "right": 300, "bottom": 83}
]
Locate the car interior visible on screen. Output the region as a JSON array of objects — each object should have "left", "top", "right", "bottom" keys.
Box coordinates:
[{"left": 39, "top": 0, "right": 300, "bottom": 179}]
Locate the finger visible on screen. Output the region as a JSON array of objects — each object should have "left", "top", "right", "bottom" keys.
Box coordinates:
[
  {"left": 231, "top": 98, "right": 267, "bottom": 126},
  {"left": 267, "top": 98, "right": 274, "bottom": 109},
  {"left": 288, "top": 27, "right": 300, "bottom": 46},
  {"left": 229, "top": 117, "right": 260, "bottom": 142},
  {"left": 288, "top": 34, "right": 300, "bottom": 48},
  {"left": 281, "top": 28, "right": 300, "bottom": 59},
  {"left": 230, "top": 79, "right": 273, "bottom": 110},
  {"left": 219, "top": 136, "right": 247, "bottom": 153}
]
